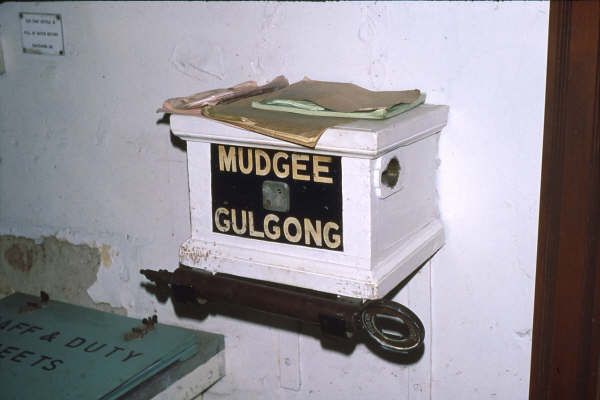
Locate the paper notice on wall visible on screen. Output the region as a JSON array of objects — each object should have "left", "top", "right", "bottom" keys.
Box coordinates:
[{"left": 20, "top": 12, "right": 64, "bottom": 56}]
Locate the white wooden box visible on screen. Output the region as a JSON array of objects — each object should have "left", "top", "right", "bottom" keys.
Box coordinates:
[{"left": 171, "top": 104, "right": 448, "bottom": 299}]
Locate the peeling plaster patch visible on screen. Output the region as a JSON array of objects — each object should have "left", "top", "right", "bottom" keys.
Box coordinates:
[
  {"left": 4, "top": 243, "right": 33, "bottom": 272},
  {"left": 171, "top": 38, "right": 225, "bottom": 81},
  {"left": 47, "top": 227, "right": 143, "bottom": 313},
  {"left": 0, "top": 234, "right": 126, "bottom": 315},
  {"left": 99, "top": 243, "right": 112, "bottom": 268}
]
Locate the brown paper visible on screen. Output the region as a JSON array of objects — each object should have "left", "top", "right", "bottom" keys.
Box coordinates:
[
  {"left": 202, "top": 92, "right": 355, "bottom": 148},
  {"left": 259, "top": 78, "right": 421, "bottom": 112}
]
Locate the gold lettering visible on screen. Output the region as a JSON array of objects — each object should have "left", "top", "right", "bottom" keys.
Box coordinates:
[
  {"left": 273, "top": 152, "right": 289, "bottom": 179},
  {"left": 283, "top": 217, "right": 302, "bottom": 243},
  {"left": 292, "top": 154, "right": 310, "bottom": 181},
  {"left": 248, "top": 211, "right": 265, "bottom": 238},
  {"left": 264, "top": 214, "right": 281, "bottom": 240},
  {"left": 214, "top": 207, "right": 230, "bottom": 232},
  {"left": 323, "top": 222, "right": 341, "bottom": 249},
  {"left": 313, "top": 155, "right": 333, "bottom": 184},
  {"left": 304, "top": 218, "right": 322, "bottom": 246},
  {"left": 231, "top": 209, "right": 247, "bottom": 234},
  {"left": 255, "top": 149, "right": 271, "bottom": 176},
  {"left": 238, "top": 147, "right": 253, "bottom": 174},
  {"left": 218, "top": 145, "right": 237, "bottom": 172}
]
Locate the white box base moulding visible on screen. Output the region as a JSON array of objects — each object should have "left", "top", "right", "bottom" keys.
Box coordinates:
[{"left": 179, "top": 220, "right": 443, "bottom": 299}]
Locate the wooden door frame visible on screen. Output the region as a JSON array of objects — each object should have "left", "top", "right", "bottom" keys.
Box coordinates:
[{"left": 529, "top": 1, "right": 600, "bottom": 399}]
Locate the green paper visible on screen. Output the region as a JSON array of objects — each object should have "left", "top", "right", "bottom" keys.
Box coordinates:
[{"left": 252, "top": 93, "right": 426, "bottom": 120}]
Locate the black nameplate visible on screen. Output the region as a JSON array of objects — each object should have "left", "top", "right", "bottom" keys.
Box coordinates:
[{"left": 211, "top": 144, "right": 343, "bottom": 251}]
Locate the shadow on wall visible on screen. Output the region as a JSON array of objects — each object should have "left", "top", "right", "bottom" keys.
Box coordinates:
[{"left": 156, "top": 113, "right": 187, "bottom": 153}]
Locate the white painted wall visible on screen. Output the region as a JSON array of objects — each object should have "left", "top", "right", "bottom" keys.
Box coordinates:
[{"left": 0, "top": 2, "right": 548, "bottom": 399}]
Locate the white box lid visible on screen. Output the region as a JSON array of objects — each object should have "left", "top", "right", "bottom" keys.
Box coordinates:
[{"left": 170, "top": 104, "right": 448, "bottom": 158}]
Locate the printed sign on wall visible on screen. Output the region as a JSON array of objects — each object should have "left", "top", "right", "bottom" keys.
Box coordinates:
[
  {"left": 211, "top": 144, "right": 344, "bottom": 251},
  {"left": 20, "top": 12, "right": 64, "bottom": 56}
]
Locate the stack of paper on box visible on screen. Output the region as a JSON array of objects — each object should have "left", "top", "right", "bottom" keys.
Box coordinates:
[{"left": 160, "top": 77, "right": 426, "bottom": 148}]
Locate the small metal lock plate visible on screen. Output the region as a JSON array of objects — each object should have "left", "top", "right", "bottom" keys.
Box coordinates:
[{"left": 262, "top": 180, "right": 290, "bottom": 212}]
